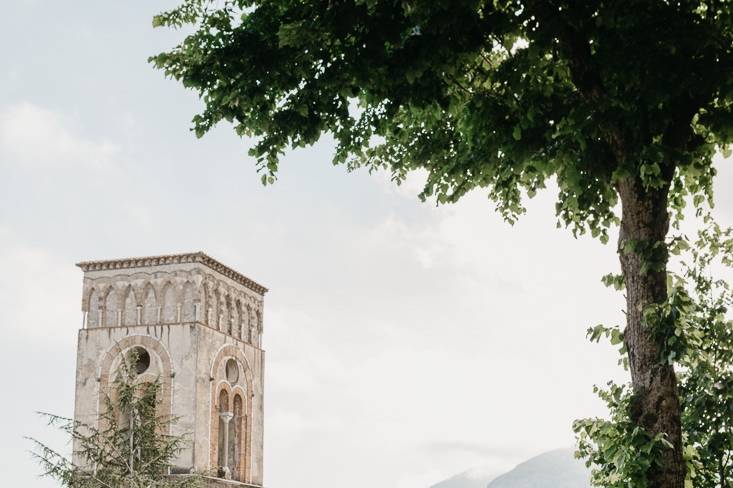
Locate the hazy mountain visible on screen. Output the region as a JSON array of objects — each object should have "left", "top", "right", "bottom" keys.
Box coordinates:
[
  {"left": 430, "top": 448, "right": 590, "bottom": 488},
  {"left": 431, "top": 468, "right": 500, "bottom": 488},
  {"left": 486, "top": 449, "right": 590, "bottom": 488}
]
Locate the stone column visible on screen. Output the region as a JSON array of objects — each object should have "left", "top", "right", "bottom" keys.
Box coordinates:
[{"left": 219, "top": 411, "right": 234, "bottom": 479}]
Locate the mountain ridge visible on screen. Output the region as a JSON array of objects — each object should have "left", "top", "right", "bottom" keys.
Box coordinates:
[{"left": 430, "top": 448, "right": 590, "bottom": 488}]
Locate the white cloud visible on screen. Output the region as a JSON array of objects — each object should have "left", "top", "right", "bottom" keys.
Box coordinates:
[
  {"left": 0, "top": 226, "right": 80, "bottom": 342},
  {"left": 255, "top": 175, "right": 629, "bottom": 488},
  {"left": 375, "top": 168, "right": 430, "bottom": 199},
  {"left": 0, "top": 102, "right": 118, "bottom": 169}
]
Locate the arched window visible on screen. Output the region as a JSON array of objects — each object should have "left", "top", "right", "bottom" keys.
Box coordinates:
[
  {"left": 142, "top": 285, "right": 157, "bottom": 325},
  {"left": 218, "top": 389, "right": 229, "bottom": 413},
  {"left": 87, "top": 288, "right": 99, "bottom": 327},
  {"left": 181, "top": 282, "right": 195, "bottom": 322},
  {"left": 110, "top": 349, "right": 157, "bottom": 460},
  {"left": 161, "top": 283, "right": 176, "bottom": 323},
  {"left": 232, "top": 393, "right": 244, "bottom": 481},
  {"left": 212, "top": 291, "right": 221, "bottom": 330},
  {"left": 241, "top": 305, "right": 249, "bottom": 342},
  {"left": 97, "top": 338, "right": 172, "bottom": 442},
  {"left": 122, "top": 286, "right": 136, "bottom": 326},
  {"left": 231, "top": 301, "right": 241, "bottom": 339},
  {"left": 200, "top": 282, "right": 210, "bottom": 325},
  {"left": 217, "top": 389, "right": 231, "bottom": 477},
  {"left": 254, "top": 310, "right": 262, "bottom": 346},
  {"left": 246, "top": 307, "right": 254, "bottom": 343},
  {"left": 214, "top": 357, "right": 248, "bottom": 481},
  {"left": 222, "top": 295, "right": 231, "bottom": 334},
  {"left": 105, "top": 288, "right": 118, "bottom": 327}
]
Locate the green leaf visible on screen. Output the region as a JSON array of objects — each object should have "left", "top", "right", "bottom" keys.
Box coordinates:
[{"left": 512, "top": 126, "right": 522, "bottom": 141}]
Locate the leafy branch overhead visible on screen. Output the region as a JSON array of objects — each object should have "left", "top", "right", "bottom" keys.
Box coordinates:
[{"left": 152, "top": 0, "right": 731, "bottom": 238}]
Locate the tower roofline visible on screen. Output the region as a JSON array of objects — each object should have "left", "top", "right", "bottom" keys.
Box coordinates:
[{"left": 76, "top": 251, "right": 268, "bottom": 295}]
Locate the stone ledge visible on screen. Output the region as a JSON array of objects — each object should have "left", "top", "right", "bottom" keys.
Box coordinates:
[
  {"left": 77, "top": 321, "right": 265, "bottom": 352},
  {"left": 77, "top": 252, "right": 268, "bottom": 295}
]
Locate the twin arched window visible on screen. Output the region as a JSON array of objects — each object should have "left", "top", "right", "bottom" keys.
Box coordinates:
[{"left": 215, "top": 359, "right": 246, "bottom": 481}]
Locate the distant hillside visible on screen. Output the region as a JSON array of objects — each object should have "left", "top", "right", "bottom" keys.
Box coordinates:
[
  {"left": 486, "top": 449, "right": 590, "bottom": 488},
  {"left": 431, "top": 468, "right": 499, "bottom": 488},
  {"left": 430, "top": 448, "right": 590, "bottom": 488}
]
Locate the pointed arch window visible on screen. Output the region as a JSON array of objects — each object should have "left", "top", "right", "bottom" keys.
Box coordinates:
[
  {"left": 122, "top": 287, "right": 136, "bottom": 326},
  {"left": 142, "top": 285, "right": 157, "bottom": 325},
  {"left": 105, "top": 288, "right": 118, "bottom": 327},
  {"left": 182, "top": 282, "right": 195, "bottom": 322},
  {"left": 162, "top": 283, "right": 176, "bottom": 323},
  {"left": 87, "top": 288, "right": 100, "bottom": 328}
]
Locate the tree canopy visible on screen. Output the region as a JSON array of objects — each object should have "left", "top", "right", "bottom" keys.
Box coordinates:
[
  {"left": 152, "top": 0, "right": 730, "bottom": 237},
  {"left": 150, "top": 1, "right": 733, "bottom": 486}
]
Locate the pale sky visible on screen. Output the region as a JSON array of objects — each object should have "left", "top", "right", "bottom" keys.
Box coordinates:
[{"left": 1, "top": 2, "right": 732, "bottom": 488}]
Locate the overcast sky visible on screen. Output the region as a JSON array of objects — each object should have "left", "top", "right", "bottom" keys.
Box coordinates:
[{"left": 2, "top": 2, "right": 732, "bottom": 488}]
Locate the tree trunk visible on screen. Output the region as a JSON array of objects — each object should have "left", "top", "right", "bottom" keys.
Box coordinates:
[{"left": 617, "top": 176, "right": 685, "bottom": 488}]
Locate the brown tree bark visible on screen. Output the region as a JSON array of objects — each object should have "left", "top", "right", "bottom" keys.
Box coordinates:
[{"left": 617, "top": 176, "right": 685, "bottom": 488}]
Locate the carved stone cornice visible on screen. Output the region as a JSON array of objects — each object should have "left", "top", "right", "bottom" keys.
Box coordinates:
[{"left": 76, "top": 252, "right": 268, "bottom": 295}]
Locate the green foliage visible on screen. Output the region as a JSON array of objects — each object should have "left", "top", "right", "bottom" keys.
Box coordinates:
[
  {"left": 28, "top": 350, "right": 201, "bottom": 488},
  {"left": 151, "top": 0, "right": 732, "bottom": 239},
  {"left": 575, "top": 382, "right": 675, "bottom": 488},
  {"left": 575, "top": 217, "right": 733, "bottom": 487},
  {"left": 621, "top": 238, "right": 670, "bottom": 275},
  {"left": 678, "top": 219, "right": 733, "bottom": 487},
  {"left": 600, "top": 273, "right": 625, "bottom": 291}
]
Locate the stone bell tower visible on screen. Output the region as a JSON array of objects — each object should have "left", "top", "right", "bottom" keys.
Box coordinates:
[{"left": 72, "top": 252, "right": 266, "bottom": 486}]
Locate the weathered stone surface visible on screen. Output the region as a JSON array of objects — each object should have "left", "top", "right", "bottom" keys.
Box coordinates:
[{"left": 72, "top": 252, "right": 266, "bottom": 486}]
